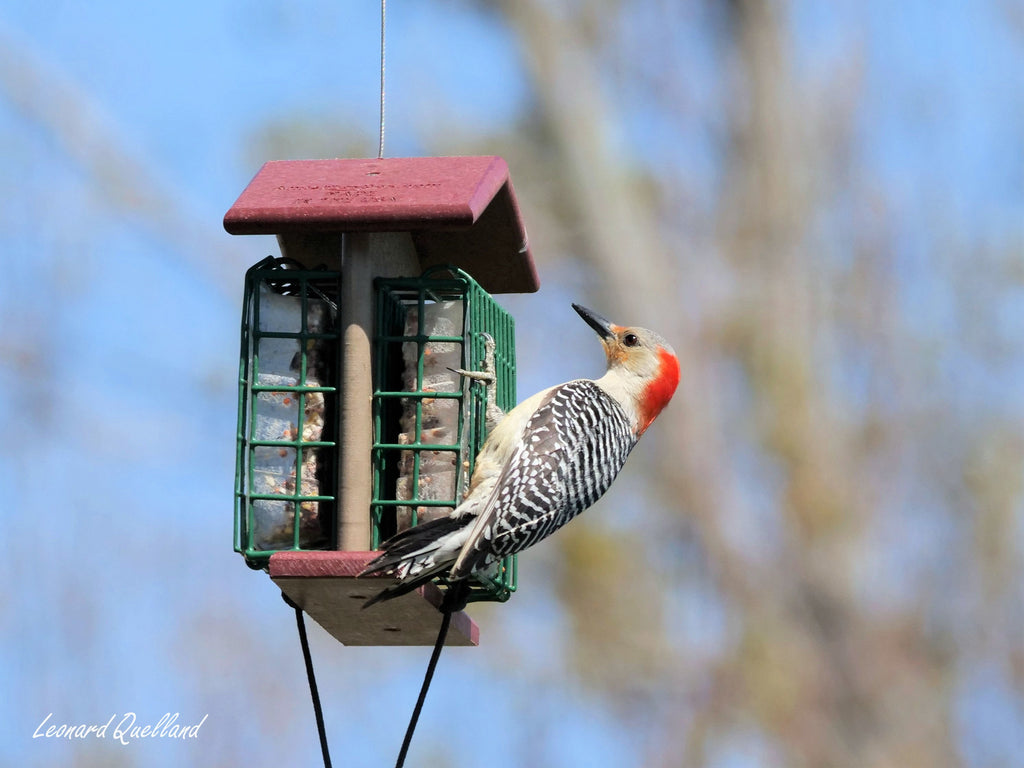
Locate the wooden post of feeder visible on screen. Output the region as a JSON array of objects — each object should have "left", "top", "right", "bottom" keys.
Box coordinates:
[
  {"left": 337, "top": 232, "right": 419, "bottom": 551},
  {"left": 225, "top": 156, "right": 539, "bottom": 646},
  {"left": 275, "top": 229, "right": 421, "bottom": 551}
]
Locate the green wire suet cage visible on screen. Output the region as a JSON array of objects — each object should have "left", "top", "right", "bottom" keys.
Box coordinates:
[
  {"left": 235, "top": 259, "right": 517, "bottom": 602},
  {"left": 235, "top": 257, "right": 341, "bottom": 568},
  {"left": 372, "top": 266, "right": 518, "bottom": 603}
]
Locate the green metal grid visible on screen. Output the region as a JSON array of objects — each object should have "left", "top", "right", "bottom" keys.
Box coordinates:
[
  {"left": 235, "top": 257, "right": 340, "bottom": 569},
  {"left": 373, "top": 266, "right": 518, "bottom": 603}
]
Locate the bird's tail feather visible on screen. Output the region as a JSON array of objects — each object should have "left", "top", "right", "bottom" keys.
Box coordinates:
[
  {"left": 359, "top": 515, "right": 466, "bottom": 608},
  {"left": 360, "top": 561, "right": 452, "bottom": 609},
  {"left": 360, "top": 515, "right": 465, "bottom": 575}
]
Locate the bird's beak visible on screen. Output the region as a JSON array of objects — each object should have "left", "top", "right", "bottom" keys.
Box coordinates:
[{"left": 572, "top": 303, "right": 616, "bottom": 340}]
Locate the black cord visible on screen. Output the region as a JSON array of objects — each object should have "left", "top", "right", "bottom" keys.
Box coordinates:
[
  {"left": 394, "top": 609, "right": 452, "bottom": 768},
  {"left": 394, "top": 583, "right": 469, "bottom": 768},
  {"left": 283, "top": 593, "right": 332, "bottom": 768}
]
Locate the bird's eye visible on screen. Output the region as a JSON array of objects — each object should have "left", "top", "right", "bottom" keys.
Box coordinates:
[{"left": 623, "top": 333, "right": 640, "bottom": 347}]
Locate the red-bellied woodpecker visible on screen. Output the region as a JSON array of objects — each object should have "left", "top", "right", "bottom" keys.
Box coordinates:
[{"left": 361, "top": 303, "right": 680, "bottom": 607}]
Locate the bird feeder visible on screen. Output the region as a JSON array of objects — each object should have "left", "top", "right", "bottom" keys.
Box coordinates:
[{"left": 225, "top": 156, "right": 538, "bottom": 646}]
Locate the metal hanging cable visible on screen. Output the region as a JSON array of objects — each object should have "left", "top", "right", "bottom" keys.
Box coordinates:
[
  {"left": 378, "top": 0, "right": 386, "bottom": 158},
  {"left": 282, "top": 593, "right": 332, "bottom": 768}
]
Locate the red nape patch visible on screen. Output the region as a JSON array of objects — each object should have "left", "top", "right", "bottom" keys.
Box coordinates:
[{"left": 637, "top": 348, "right": 681, "bottom": 434}]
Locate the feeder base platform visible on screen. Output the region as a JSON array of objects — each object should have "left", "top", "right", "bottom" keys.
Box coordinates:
[{"left": 269, "top": 551, "right": 479, "bottom": 647}]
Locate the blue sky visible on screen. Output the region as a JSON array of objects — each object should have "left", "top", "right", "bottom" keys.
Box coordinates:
[{"left": 2, "top": 1, "right": 1023, "bottom": 766}]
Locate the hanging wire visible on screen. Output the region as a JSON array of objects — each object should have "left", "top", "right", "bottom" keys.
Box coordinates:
[
  {"left": 378, "top": 0, "right": 386, "bottom": 159},
  {"left": 282, "top": 593, "right": 332, "bottom": 768},
  {"left": 394, "top": 609, "right": 451, "bottom": 768},
  {"left": 393, "top": 583, "right": 470, "bottom": 768}
]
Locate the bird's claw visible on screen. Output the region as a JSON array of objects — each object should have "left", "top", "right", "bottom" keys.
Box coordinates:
[{"left": 450, "top": 333, "right": 504, "bottom": 432}]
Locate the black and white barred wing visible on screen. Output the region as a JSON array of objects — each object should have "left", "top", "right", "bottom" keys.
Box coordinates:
[{"left": 450, "top": 380, "right": 637, "bottom": 579}]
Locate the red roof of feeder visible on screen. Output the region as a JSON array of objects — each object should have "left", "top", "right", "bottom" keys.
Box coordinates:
[{"left": 224, "top": 156, "right": 539, "bottom": 294}]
